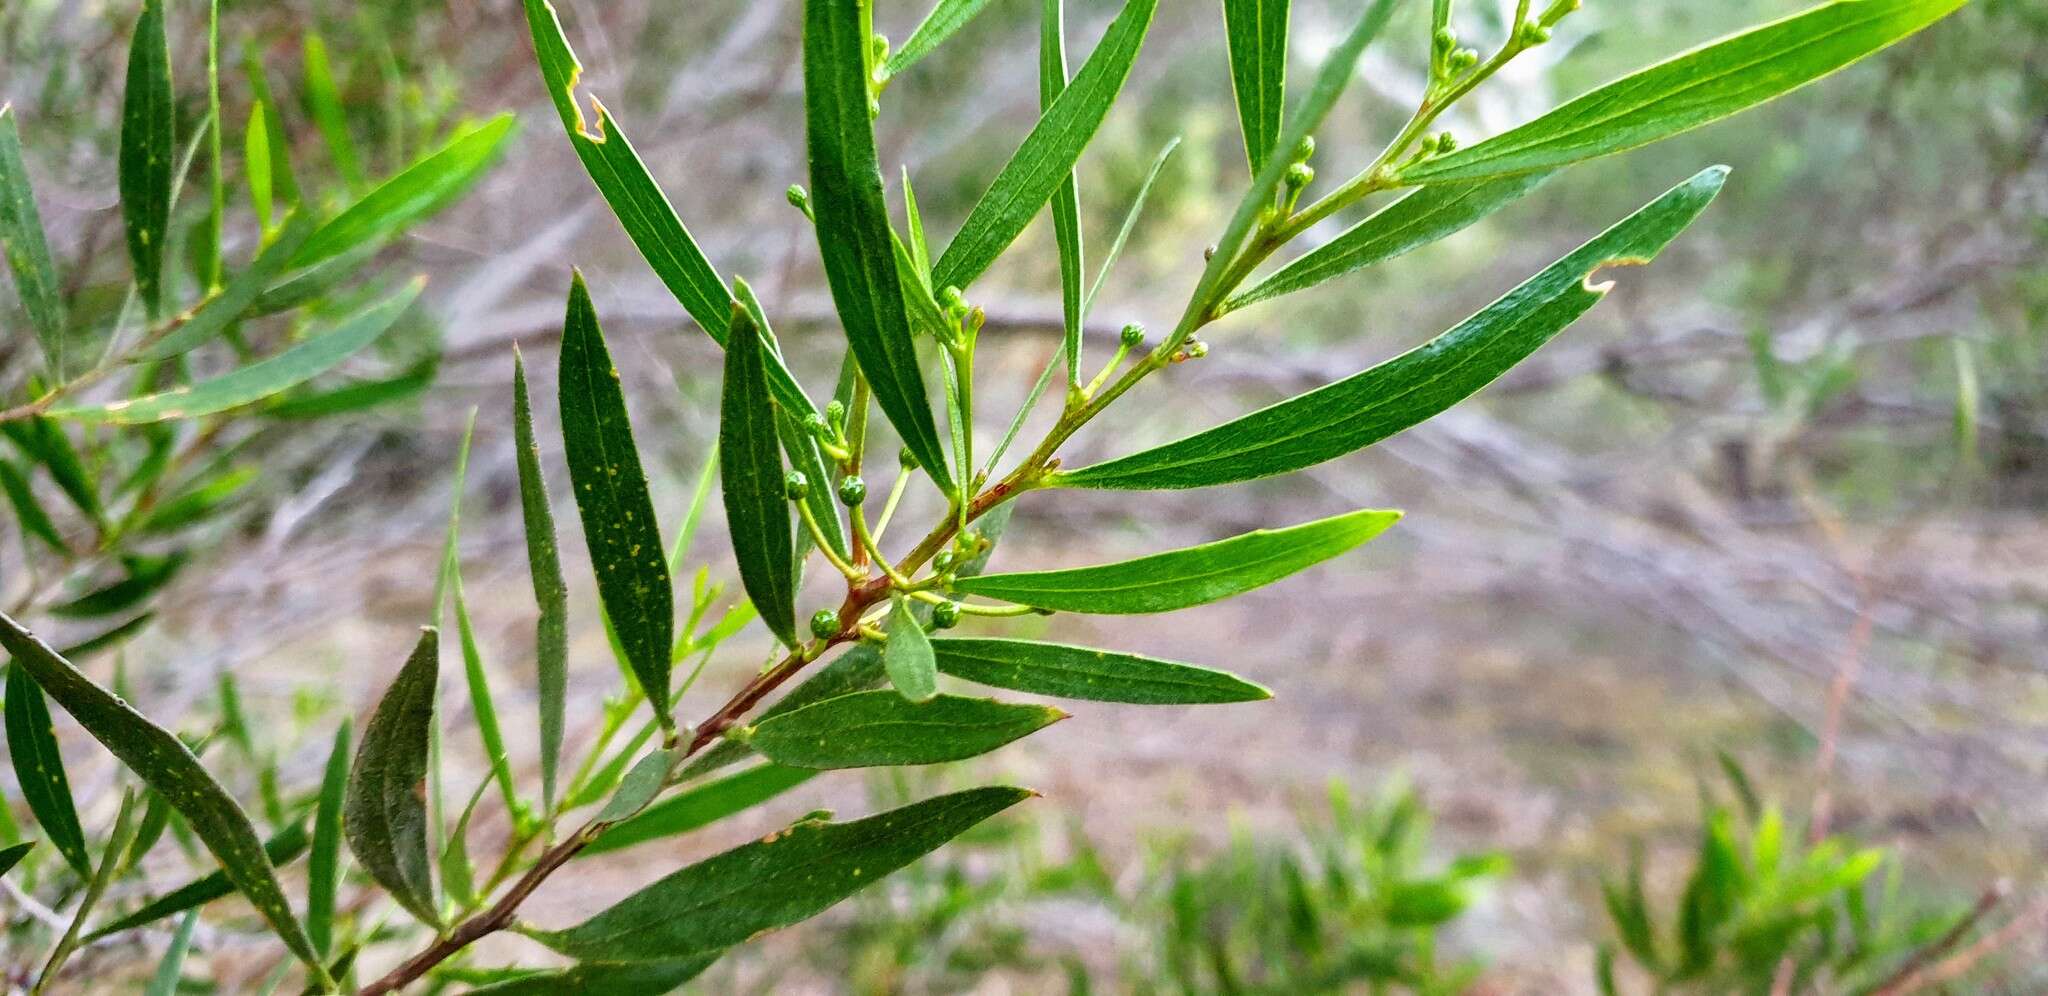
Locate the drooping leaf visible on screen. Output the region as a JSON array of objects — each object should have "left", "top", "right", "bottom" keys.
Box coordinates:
[
  {"left": 1227, "top": 172, "right": 1551, "bottom": 312},
  {"left": 50, "top": 278, "right": 423, "bottom": 424},
  {"left": 306, "top": 720, "right": 349, "bottom": 957},
  {"left": 954, "top": 507, "right": 1401, "bottom": 613},
  {"left": 0, "top": 613, "right": 326, "bottom": 974},
  {"left": 1041, "top": 0, "right": 1086, "bottom": 389},
  {"left": 119, "top": 0, "right": 174, "bottom": 317},
  {"left": 558, "top": 273, "right": 674, "bottom": 719},
  {"left": 344, "top": 627, "right": 441, "bottom": 926},
  {"left": 5, "top": 661, "right": 91, "bottom": 876},
  {"left": 1058, "top": 167, "right": 1728, "bottom": 490},
  {"left": 0, "top": 841, "right": 31, "bottom": 878},
  {"left": 531, "top": 786, "right": 1033, "bottom": 961},
  {"left": 0, "top": 105, "right": 67, "bottom": 376},
  {"left": 804, "top": 0, "right": 953, "bottom": 491},
  {"left": 512, "top": 349, "right": 569, "bottom": 812},
  {"left": 585, "top": 763, "right": 818, "bottom": 857},
  {"left": 466, "top": 954, "right": 721, "bottom": 995},
  {"left": 720, "top": 303, "right": 799, "bottom": 648},
  {"left": 883, "top": 595, "right": 939, "bottom": 703},
  {"left": 885, "top": 0, "right": 1000, "bottom": 78},
  {"left": 747, "top": 691, "right": 1063, "bottom": 769},
  {"left": 83, "top": 823, "right": 309, "bottom": 939},
  {"left": 293, "top": 114, "right": 517, "bottom": 269},
  {"left": 933, "top": 0, "right": 1159, "bottom": 293},
  {"left": 1403, "top": 0, "right": 1969, "bottom": 184},
  {"left": 931, "top": 637, "right": 1270, "bottom": 704},
  {"left": 1222, "top": 0, "right": 1288, "bottom": 174},
  {"left": 135, "top": 210, "right": 318, "bottom": 361},
  {"left": 523, "top": 0, "right": 732, "bottom": 341}
]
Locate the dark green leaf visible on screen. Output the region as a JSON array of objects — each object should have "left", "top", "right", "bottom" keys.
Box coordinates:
[
  {"left": 0, "top": 105, "right": 67, "bottom": 376},
  {"left": 1403, "top": 0, "right": 1968, "bottom": 184},
  {"left": 135, "top": 210, "right": 318, "bottom": 361},
  {"left": 51, "top": 278, "right": 423, "bottom": 424},
  {"left": 512, "top": 349, "right": 569, "bottom": 813},
  {"left": 119, "top": 0, "right": 174, "bottom": 317},
  {"left": 721, "top": 303, "right": 798, "bottom": 648},
  {"left": 885, "top": 0, "right": 1000, "bottom": 78},
  {"left": 585, "top": 763, "right": 818, "bottom": 857},
  {"left": 595, "top": 748, "right": 673, "bottom": 824},
  {"left": 265, "top": 353, "right": 439, "bottom": 419},
  {"left": 523, "top": 0, "right": 732, "bottom": 340},
  {"left": 1055, "top": 167, "right": 1727, "bottom": 490},
  {"left": 0, "top": 841, "right": 31, "bottom": 878},
  {"left": 467, "top": 954, "right": 720, "bottom": 995},
  {"left": 0, "top": 613, "right": 325, "bottom": 973},
  {"left": 530, "top": 786, "right": 1032, "bottom": 960},
  {"left": 137, "top": 464, "right": 258, "bottom": 536},
  {"left": 307, "top": 720, "right": 349, "bottom": 957},
  {"left": 931, "top": 637, "right": 1270, "bottom": 704},
  {"left": 747, "top": 691, "right": 1063, "bottom": 769},
  {"left": 558, "top": 273, "right": 674, "bottom": 719},
  {"left": 6, "top": 661, "right": 91, "bottom": 876},
  {"left": 955, "top": 507, "right": 1400, "bottom": 613},
  {"left": 883, "top": 595, "right": 939, "bottom": 702},
  {"left": 52, "top": 552, "right": 185, "bottom": 619},
  {"left": 932, "top": 0, "right": 1158, "bottom": 293},
  {"left": 1227, "top": 172, "right": 1551, "bottom": 312},
  {"left": 344, "top": 627, "right": 440, "bottom": 926},
  {"left": 1222, "top": 0, "right": 1288, "bottom": 173},
  {"left": 804, "top": 0, "right": 954, "bottom": 491},
  {"left": 0, "top": 458, "right": 64, "bottom": 552},
  {"left": 735, "top": 280, "right": 848, "bottom": 565},
  {"left": 1, "top": 418, "right": 99, "bottom": 523},
  {"left": 1041, "top": 0, "right": 1086, "bottom": 388},
  {"left": 85, "top": 823, "right": 309, "bottom": 940},
  {"left": 292, "top": 114, "right": 517, "bottom": 269}
]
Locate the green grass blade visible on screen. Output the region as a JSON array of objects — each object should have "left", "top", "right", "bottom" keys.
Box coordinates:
[
  {"left": 512, "top": 349, "right": 569, "bottom": 814},
  {"left": 343, "top": 628, "right": 441, "bottom": 927},
  {"left": 0, "top": 106, "right": 68, "bottom": 377},
  {"left": 1222, "top": 0, "right": 1289, "bottom": 174},
  {"left": 931, "top": 637, "right": 1271, "bottom": 703},
  {"left": 1042, "top": 0, "right": 1086, "bottom": 389},
  {"left": 5, "top": 662, "right": 91, "bottom": 876},
  {"left": 721, "top": 303, "right": 799, "bottom": 647},
  {"left": 119, "top": 0, "right": 175, "bottom": 318},
  {"left": 293, "top": 114, "right": 517, "bottom": 269},
  {"left": 306, "top": 720, "right": 350, "bottom": 957},
  {"left": 885, "top": 0, "right": 1000, "bottom": 78}
]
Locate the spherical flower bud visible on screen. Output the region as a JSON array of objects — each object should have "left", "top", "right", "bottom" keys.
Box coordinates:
[
  {"left": 837, "top": 475, "right": 867, "bottom": 507},
  {"left": 898, "top": 445, "right": 918, "bottom": 469},
  {"left": 809, "top": 609, "right": 840, "bottom": 639},
  {"left": 1432, "top": 26, "right": 1458, "bottom": 54},
  {"left": 1284, "top": 162, "right": 1315, "bottom": 190},
  {"left": 1120, "top": 323, "right": 1146, "bottom": 348},
  {"left": 1291, "top": 135, "right": 1316, "bottom": 164},
  {"left": 932, "top": 550, "right": 956, "bottom": 572},
  {"left": 786, "top": 184, "right": 810, "bottom": 211},
  {"left": 931, "top": 601, "right": 962, "bottom": 629},
  {"left": 824, "top": 399, "right": 846, "bottom": 427},
  {"left": 783, "top": 470, "right": 810, "bottom": 501}
]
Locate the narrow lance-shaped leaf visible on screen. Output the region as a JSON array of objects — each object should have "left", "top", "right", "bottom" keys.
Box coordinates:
[
  {"left": 804, "top": 0, "right": 953, "bottom": 491},
  {"left": 344, "top": 628, "right": 441, "bottom": 926},
  {"left": 584, "top": 763, "right": 819, "bottom": 858},
  {"left": 83, "top": 821, "right": 308, "bottom": 940},
  {"left": 306, "top": 720, "right": 349, "bottom": 958},
  {"left": 142, "top": 910, "right": 200, "bottom": 996},
  {"left": 747, "top": 691, "right": 1064, "bottom": 769},
  {"left": 0, "top": 613, "right": 329, "bottom": 978},
  {"left": 301, "top": 35, "right": 363, "bottom": 188},
  {"left": 1041, "top": 0, "right": 1086, "bottom": 389},
  {"left": 50, "top": 278, "right": 423, "bottom": 424},
  {"left": 1056, "top": 167, "right": 1728, "bottom": 490},
  {"left": 467, "top": 956, "right": 721, "bottom": 996},
  {"left": 1222, "top": 0, "right": 1288, "bottom": 174},
  {"left": 5, "top": 662, "right": 91, "bottom": 876},
  {"left": 0, "top": 842, "right": 31, "bottom": 878},
  {"left": 119, "top": 0, "right": 173, "bottom": 317},
  {"left": 452, "top": 571, "right": 520, "bottom": 820},
  {"left": 1085, "top": 135, "right": 1179, "bottom": 315},
  {"left": 933, "top": 0, "right": 1159, "bottom": 292},
  {"left": 530, "top": 786, "right": 1033, "bottom": 961},
  {"left": 135, "top": 209, "right": 318, "bottom": 361},
  {"left": 884, "top": 0, "right": 1000, "bottom": 78},
  {"left": 721, "top": 302, "right": 798, "bottom": 647},
  {"left": 0, "top": 105, "right": 67, "bottom": 377},
  {"left": 558, "top": 273, "right": 675, "bottom": 719},
  {"left": 735, "top": 278, "right": 848, "bottom": 563},
  {"left": 293, "top": 114, "right": 518, "bottom": 269},
  {"left": 1403, "top": 0, "right": 1969, "bottom": 184},
  {"left": 523, "top": 0, "right": 732, "bottom": 340},
  {"left": 245, "top": 101, "right": 273, "bottom": 233},
  {"left": 0, "top": 459, "right": 64, "bottom": 552},
  {"left": 883, "top": 595, "right": 939, "bottom": 702},
  {"left": 1226, "top": 171, "right": 1552, "bottom": 313},
  {"left": 512, "top": 349, "right": 569, "bottom": 812},
  {"left": 955, "top": 507, "right": 1401, "bottom": 613},
  {"left": 932, "top": 637, "right": 1271, "bottom": 704}
]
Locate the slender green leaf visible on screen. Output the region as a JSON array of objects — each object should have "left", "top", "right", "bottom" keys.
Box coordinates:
[
  {"left": 721, "top": 302, "right": 798, "bottom": 647},
  {"left": 1404, "top": 0, "right": 1969, "bottom": 184},
  {"left": 1, "top": 418, "right": 99, "bottom": 523},
  {"left": 933, "top": 0, "right": 1159, "bottom": 293},
  {"left": 0, "top": 613, "right": 326, "bottom": 974},
  {"left": 438, "top": 775, "right": 490, "bottom": 910},
  {"left": 585, "top": 763, "right": 818, "bottom": 857},
  {"left": 344, "top": 627, "right": 440, "bottom": 926},
  {"left": 119, "top": 0, "right": 174, "bottom": 317},
  {"left": 138, "top": 465, "right": 258, "bottom": 535},
  {"left": 1041, "top": 0, "right": 1087, "bottom": 388},
  {"left": 42, "top": 791, "right": 140, "bottom": 989},
  {"left": 245, "top": 101, "right": 273, "bottom": 232},
  {"left": 135, "top": 210, "right": 318, "bottom": 361},
  {"left": 748, "top": 691, "right": 1063, "bottom": 769},
  {"left": 1222, "top": 0, "right": 1288, "bottom": 173},
  {"left": 143, "top": 910, "right": 200, "bottom": 996},
  {"left": 885, "top": 0, "right": 1000, "bottom": 78},
  {"left": 595, "top": 748, "right": 673, "bottom": 823},
  {"left": 301, "top": 35, "right": 363, "bottom": 188},
  {"left": 955, "top": 507, "right": 1400, "bottom": 613},
  {"left": 0, "top": 841, "right": 30, "bottom": 878},
  {"left": 52, "top": 551, "right": 185, "bottom": 619},
  {"left": 85, "top": 823, "right": 309, "bottom": 939},
  {"left": 51, "top": 277, "right": 423, "bottom": 424},
  {"left": 883, "top": 595, "right": 939, "bottom": 702},
  {"left": 523, "top": 0, "right": 732, "bottom": 340},
  {"left": 294, "top": 114, "right": 516, "bottom": 269},
  {"left": 512, "top": 349, "right": 570, "bottom": 812},
  {"left": 558, "top": 272, "right": 674, "bottom": 719},
  {"left": 241, "top": 52, "right": 299, "bottom": 203},
  {"left": 0, "top": 458, "right": 64, "bottom": 552},
  {"left": 804, "top": 0, "right": 953, "bottom": 491},
  {"left": 531, "top": 786, "right": 1033, "bottom": 961},
  {"left": 734, "top": 279, "right": 846, "bottom": 563},
  {"left": 266, "top": 354, "right": 439, "bottom": 420},
  {"left": 1227, "top": 171, "right": 1551, "bottom": 312},
  {"left": 452, "top": 571, "right": 520, "bottom": 820},
  {"left": 1085, "top": 135, "right": 1179, "bottom": 315},
  {"left": 0, "top": 105, "right": 67, "bottom": 376},
  {"left": 306, "top": 720, "right": 349, "bottom": 958},
  {"left": 467, "top": 955, "right": 720, "bottom": 995},
  {"left": 1060, "top": 168, "right": 1726, "bottom": 490},
  {"left": 5, "top": 662, "right": 90, "bottom": 876},
  {"left": 931, "top": 637, "right": 1270, "bottom": 703}
]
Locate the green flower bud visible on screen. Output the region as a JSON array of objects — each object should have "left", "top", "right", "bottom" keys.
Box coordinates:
[
  {"left": 1432, "top": 27, "right": 1458, "bottom": 54},
  {"left": 1120, "top": 322, "right": 1146, "bottom": 348},
  {"left": 933, "top": 550, "right": 956, "bottom": 572},
  {"left": 786, "top": 184, "right": 810, "bottom": 213},
  {"left": 1450, "top": 48, "right": 1479, "bottom": 73},
  {"left": 940, "top": 286, "right": 967, "bottom": 313},
  {"left": 837, "top": 475, "right": 867, "bottom": 507},
  {"left": 783, "top": 470, "right": 811, "bottom": 501},
  {"left": 1284, "top": 162, "right": 1315, "bottom": 190},
  {"left": 824, "top": 399, "right": 846, "bottom": 428},
  {"left": 804, "top": 412, "right": 829, "bottom": 437},
  {"left": 809, "top": 609, "right": 841, "bottom": 639},
  {"left": 1435, "top": 131, "right": 1458, "bottom": 154},
  {"left": 931, "top": 600, "right": 961, "bottom": 629},
  {"left": 1291, "top": 135, "right": 1316, "bottom": 164},
  {"left": 898, "top": 445, "right": 918, "bottom": 469}
]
